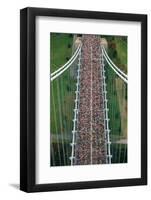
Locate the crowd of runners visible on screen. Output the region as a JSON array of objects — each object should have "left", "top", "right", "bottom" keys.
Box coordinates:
[{"left": 74, "top": 35, "right": 107, "bottom": 165}]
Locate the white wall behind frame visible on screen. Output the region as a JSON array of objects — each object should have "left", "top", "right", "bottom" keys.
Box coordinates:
[{"left": 0, "top": 0, "right": 150, "bottom": 200}]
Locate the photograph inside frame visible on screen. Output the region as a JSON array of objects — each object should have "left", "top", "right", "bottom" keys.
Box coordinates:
[{"left": 50, "top": 33, "right": 128, "bottom": 167}]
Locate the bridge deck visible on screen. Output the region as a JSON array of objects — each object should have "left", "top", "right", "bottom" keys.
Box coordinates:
[{"left": 74, "top": 35, "right": 107, "bottom": 165}]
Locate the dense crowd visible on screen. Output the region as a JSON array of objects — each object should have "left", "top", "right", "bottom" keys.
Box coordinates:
[{"left": 74, "top": 35, "right": 107, "bottom": 165}]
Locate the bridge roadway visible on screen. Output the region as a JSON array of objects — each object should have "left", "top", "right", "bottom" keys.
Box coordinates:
[{"left": 74, "top": 35, "right": 107, "bottom": 165}]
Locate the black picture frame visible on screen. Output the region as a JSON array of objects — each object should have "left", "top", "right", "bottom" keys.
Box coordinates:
[{"left": 20, "top": 7, "right": 147, "bottom": 192}]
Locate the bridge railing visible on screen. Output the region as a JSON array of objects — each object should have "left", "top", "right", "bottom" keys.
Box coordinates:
[
  {"left": 69, "top": 48, "right": 81, "bottom": 165},
  {"left": 100, "top": 45, "right": 112, "bottom": 164}
]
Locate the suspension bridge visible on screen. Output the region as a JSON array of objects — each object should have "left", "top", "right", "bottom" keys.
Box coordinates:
[{"left": 51, "top": 35, "right": 127, "bottom": 166}]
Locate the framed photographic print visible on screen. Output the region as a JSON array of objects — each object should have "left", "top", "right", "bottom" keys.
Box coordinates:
[{"left": 20, "top": 7, "right": 147, "bottom": 192}]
